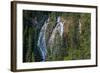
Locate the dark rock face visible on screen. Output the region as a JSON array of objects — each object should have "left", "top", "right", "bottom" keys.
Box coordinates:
[{"left": 23, "top": 11, "right": 50, "bottom": 62}]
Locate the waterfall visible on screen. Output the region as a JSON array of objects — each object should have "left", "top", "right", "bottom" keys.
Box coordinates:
[
  {"left": 37, "top": 18, "right": 49, "bottom": 61},
  {"left": 47, "top": 16, "right": 64, "bottom": 58},
  {"left": 79, "top": 19, "right": 81, "bottom": 34},
  {"left": 57, "top": 16, "right": 64, "bottom": 36},
  {"left": 37, "top": 16, "right": 64, "bottom": 61},
  {"left": 48, "top": 16, "right": 64, "bottom": 44}
]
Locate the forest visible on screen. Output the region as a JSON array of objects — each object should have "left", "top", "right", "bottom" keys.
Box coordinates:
[{"left": 23, "top": 10, "right": 91, "bottom": 62}]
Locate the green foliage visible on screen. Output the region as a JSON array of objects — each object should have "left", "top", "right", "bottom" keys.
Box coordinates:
[
  {"left": 65, "top": 13, "right": 91, "bottom": 60},
  {"left": 79, "top": 13, "right": 91, "bottom": 59},
  {"left": 23, "top": 10, "right": 91, "bottom": 62}
]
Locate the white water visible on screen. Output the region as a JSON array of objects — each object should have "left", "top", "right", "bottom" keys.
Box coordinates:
[
  {"left": 57, "top": 16, "right": 64, "bottom": 36},
  {"left": 48, "top": 16, "right": 64, "bottom": 44},
  {"left": 37, "top": 18, "right": 49, "bottom": 61},
  {"left": 37, "top": 16, "right": 64, "bottom": 61},
  {"left": 79, "top": 19, "right": 82, "bottom": 34}
]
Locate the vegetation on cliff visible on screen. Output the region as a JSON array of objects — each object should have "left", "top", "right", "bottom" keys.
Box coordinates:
[{"left": 23, "top": 10, "right": 91, "bottom": 62}]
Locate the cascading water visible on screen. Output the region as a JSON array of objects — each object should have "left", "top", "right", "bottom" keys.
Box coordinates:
[
  {"left": 56, "top": 16, "right": 64, "bottom": 37},
  {"left": 37, "top": 18, "right": 49, "bottom": 61},
  {"left": 48, "top": 16, "right": 64, "bottom": 44},
  {"left": 79, "top": 19, "right": 81, "bottom": 34},
  {"left": 47, "top": 16, "right": 64, "bottom": 60},
  {"left": 37, "top": 16, "right": 64, "bottom": 61}
]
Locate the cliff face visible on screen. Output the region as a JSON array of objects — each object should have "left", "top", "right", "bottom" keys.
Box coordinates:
[{"left": 23, "top": 10, "right": 91, "bottom": 62}]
